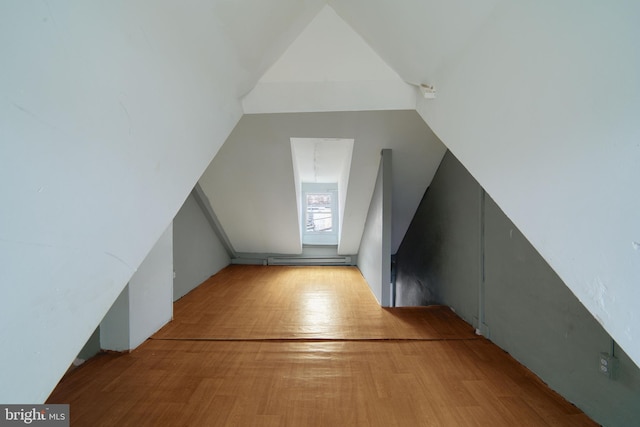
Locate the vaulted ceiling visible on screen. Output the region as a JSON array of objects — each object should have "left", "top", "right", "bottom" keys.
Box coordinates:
[{"left": 2, "top": 1, "right": 639, "bottom": 403}]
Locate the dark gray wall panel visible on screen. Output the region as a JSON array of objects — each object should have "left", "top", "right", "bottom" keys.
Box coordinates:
[
  {"left": 395, "top": 150, "right": 640, "bottom": 425},
  {"left": 484, "top": 195, "right": 640, "bottom": 425},
  {"left": 395, "top": 151, "right": 480, "bottom": 326}
]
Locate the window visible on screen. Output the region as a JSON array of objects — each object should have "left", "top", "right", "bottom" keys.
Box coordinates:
[
  {"left": 302, "top": 183, "right": 338, "bottom": 245},
  {"left": 305, "top": 192, "right": 333, "bottom": 233}
]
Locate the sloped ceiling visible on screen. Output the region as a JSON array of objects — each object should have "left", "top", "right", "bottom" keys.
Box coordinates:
[
  {"left": 199, "top": 111, "right": 446, "bottom": 255},
  {"left": 211, "top": 0, "right": 326, "bottom": 97},
  {"left": 327, "top": 0, "right": 501, "bottom": 85},
  {"left": 329, "top": 0, "right": 640, "bottom": 368},
  {"left": 0, "top": 0, "right": 327, "bottom": 403},
  {"left": 243, "top": 5, "right": 416, "bottom": 113},
  {"left": 2, "top": 0, "right": 639, "bottom": 404}
]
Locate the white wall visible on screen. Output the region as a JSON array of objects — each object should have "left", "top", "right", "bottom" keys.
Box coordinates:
[
  {"left": 0, "top": 1, "right": 323, "bottom": 403},
  {"left": 358, "top": 150, "right": 392, "bottom": 306}
]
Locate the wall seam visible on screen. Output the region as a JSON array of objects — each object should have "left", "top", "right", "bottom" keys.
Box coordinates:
[{"left": 478, "top": 188, "right": 487, "bottom": 336}]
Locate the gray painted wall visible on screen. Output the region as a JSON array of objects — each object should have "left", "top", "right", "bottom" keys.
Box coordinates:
[
  {"left": 199, "top": 111, "right": 445, "bottom": 256},
  {"left": 99, "top": 284, "right": 130, "bottom": 352},
  {"left": 483, "top": 196, "right": 640, "bottom": 425},
  {"left": 173, "top": 192, "right": 231, "bottom": 301},
  {"left": 76, "top": 327, "right": 100, "bottom": 361},
  {"left": 358, "top": 150, "right": 392, "bottom": 306},
  {"left": 99, "top": 225, "right": 174, "bottom": 351},
  {"left": 395, "top": 151, "right": 640, "bottom": 426},
  {"left": 129, "top": 224, "right": 174, "bottom": 349}
]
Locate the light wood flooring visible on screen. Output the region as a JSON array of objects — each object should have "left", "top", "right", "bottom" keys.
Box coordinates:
[{"left": 48, "top": 265, "right": 598, "bottom": 426}]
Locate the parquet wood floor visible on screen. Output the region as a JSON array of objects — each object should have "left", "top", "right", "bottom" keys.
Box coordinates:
[
  {"left": 154, "top": 265, "right": 475, "bottom": 340},
  {"left": 47, "top": 265, "right": 598, "bottom": 426}
]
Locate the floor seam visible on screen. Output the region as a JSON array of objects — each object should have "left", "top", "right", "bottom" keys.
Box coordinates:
[{"left": 149, "top": 336, "right": 483, "bottom": 343}]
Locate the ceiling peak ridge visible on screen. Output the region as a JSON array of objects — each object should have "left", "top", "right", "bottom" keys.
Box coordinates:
[{"left": 241, "top": 4, "right": 417, "bottom": 114}]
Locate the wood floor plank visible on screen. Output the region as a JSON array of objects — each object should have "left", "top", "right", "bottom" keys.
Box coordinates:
[{"left": 47, "top": 266, "right": 598, "bottom": 426}]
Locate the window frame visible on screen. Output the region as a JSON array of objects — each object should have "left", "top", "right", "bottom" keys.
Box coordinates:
[{"left": 301, "top": 182, "right": 338, "bottom": 245}]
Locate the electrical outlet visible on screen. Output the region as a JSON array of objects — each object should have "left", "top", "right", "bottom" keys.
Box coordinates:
[{"left": 599, "top": 352, "right": 618, "bottom": 379}]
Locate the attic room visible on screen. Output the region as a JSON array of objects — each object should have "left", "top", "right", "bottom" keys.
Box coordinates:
[{"left": 2, "top": 1, "right": 640, "bottom": 425}]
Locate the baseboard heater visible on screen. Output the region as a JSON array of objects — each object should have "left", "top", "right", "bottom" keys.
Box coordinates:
[{"left": 267, "top": 256, "right": 352, "bottom": 266}]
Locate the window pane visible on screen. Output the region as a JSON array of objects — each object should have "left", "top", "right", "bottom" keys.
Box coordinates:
[{"left": 306, "top": 193, "right": 332, "bottom": 232}]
